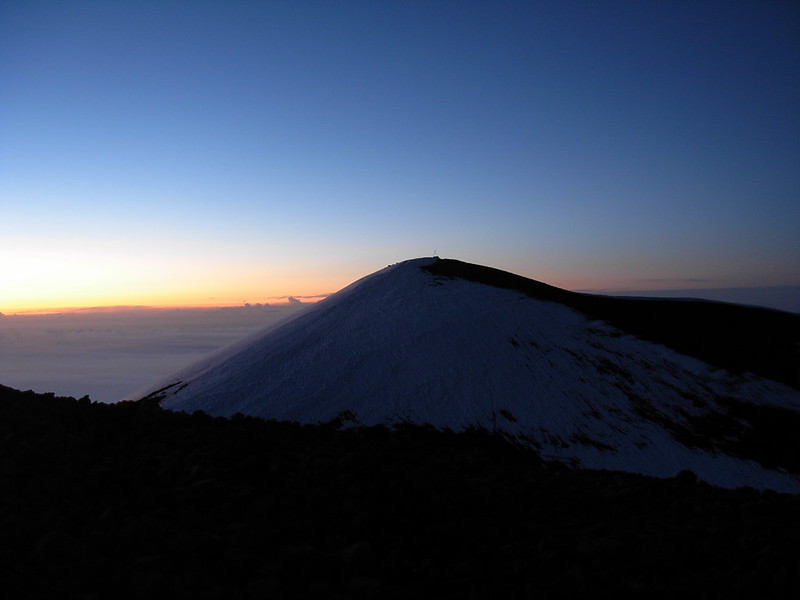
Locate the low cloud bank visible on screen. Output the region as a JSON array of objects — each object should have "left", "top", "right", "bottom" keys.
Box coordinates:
[{"left": 0, "top": 305, "right": 307, "bottom": 403}]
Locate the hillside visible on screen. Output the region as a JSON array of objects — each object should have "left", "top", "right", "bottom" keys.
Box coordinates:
[
  {"left": 129, "top": 257, "right": 800, "bottom": 493},
  {"left": 2, "top": 384, "right": 799, "bottom": 599},
  {"left": 423, "top": 259, "right": 800, "bottom": 389}
]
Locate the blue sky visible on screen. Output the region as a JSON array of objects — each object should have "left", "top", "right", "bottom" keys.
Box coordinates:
[{"left": 2, "top": 0, "right": 798, "bottom": 311}]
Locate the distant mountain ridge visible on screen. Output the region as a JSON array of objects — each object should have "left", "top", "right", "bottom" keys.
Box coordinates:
[{"left": 130, "top": 257, "right": 800, "bottom": 493}]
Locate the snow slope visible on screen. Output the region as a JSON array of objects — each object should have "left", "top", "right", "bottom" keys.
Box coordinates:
[{"left": 129, "top": 258, "right": 800, "bottom": 493}]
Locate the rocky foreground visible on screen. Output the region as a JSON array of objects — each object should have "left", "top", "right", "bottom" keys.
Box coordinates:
[{"left": 1, "top": 384, "right": 799, "bottom": 599}]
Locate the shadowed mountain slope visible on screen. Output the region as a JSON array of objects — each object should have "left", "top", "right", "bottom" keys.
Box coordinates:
[
  {"left": 2, "top": 384, "right": 800, "bottom": 598},
  {"left": 424, "top": 259, "right": 800, "bottom": 389},
  {"left": 129, "top": 258, "right": 800, "bottom": 493}
]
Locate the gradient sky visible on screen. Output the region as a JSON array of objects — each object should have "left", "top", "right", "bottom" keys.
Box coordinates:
[{"left": 2, "top": 0, "right": 799, "bottom": 312}]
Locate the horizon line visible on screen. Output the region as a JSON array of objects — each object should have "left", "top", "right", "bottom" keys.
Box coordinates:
[
  {"left": 5, "top": 283, "right": 799, "bottom": 316},
  {"left": 1, "top": 295, "right": 331, "bottom": 317},
  {"left": 578, "top": 283, "right": 800, "bottom": 294}
]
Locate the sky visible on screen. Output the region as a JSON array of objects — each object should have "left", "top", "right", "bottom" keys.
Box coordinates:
[{"left": 2, "top": 0, "right": 799, "bottom": 313}]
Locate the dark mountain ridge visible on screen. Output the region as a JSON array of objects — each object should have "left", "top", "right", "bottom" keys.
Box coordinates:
[{"left": 423, "top": 259, "right": 800, "bottom": 389}]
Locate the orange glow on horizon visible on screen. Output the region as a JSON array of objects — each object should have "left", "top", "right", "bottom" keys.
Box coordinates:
[
  {"left": 1, "top": 289, "right": 332, "bottom": 316},
  {"left": 0, "top": 271, "right": 337, "bottom": 315},
  {"left": 3, "top": 264, "right": 737, "bottom": 315},
  {"left": 2, "top": 296, "right": 329, "bottom": 316},
  {"left": 0, "top": 250, "right": 350, "bottom": 315},
  {"left": 4, "top": 252, "right": 759, "bottom": 315}
]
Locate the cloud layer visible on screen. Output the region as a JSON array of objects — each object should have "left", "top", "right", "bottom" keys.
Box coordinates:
[{"left": 0, "top": 305, "right": 306, "bottom": 403}]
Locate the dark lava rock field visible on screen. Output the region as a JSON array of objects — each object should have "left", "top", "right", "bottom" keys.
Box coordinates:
[{"left": 1, "top": 384, "right": 799, "bottom": 599}]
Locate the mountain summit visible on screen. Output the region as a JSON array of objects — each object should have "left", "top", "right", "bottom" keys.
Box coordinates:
[{"left": 130, "top": 257, "right": 800, "bottom": 493}]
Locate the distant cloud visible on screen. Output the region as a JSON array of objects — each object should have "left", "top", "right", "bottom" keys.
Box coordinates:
[
  {"left": 267, "top": 293, "right": 331, "bottom": 303},
  {"left": 579, "top": 278, "right": 715, "bottom": 294},
  {"left": 636, "top": 278, "right": 715, "bottom": 285}
]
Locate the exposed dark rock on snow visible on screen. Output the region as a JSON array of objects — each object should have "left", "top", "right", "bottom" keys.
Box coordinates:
[{"left": 2, "top": 385, "right": 800, "bottom": 599}]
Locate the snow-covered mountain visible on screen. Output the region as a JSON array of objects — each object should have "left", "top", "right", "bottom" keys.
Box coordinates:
[{"left": 128, "top": 257, "right": 800, "bottom": 493}]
